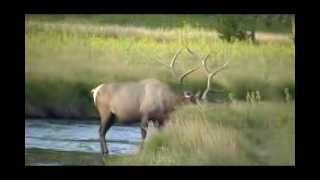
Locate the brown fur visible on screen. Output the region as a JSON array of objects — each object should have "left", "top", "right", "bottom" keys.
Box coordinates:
[{"left": 91, "top": 79, "right": 189, "bottom": 154}]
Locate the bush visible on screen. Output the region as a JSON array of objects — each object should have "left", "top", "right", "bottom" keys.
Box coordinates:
[{"left": 215, "top": 15, "right": 257, "bottom": 42}]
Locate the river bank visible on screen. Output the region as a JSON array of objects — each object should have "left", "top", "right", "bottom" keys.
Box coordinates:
[
  {"left": 26, "top": 15, "right": 294, "bottom": 165},
  {"left": 25, "top": 148, "right": 104, "bottom": 166}
]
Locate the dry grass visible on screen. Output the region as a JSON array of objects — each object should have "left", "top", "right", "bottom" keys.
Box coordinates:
[
  {"left": 25, "top": 15, "right": 294, "bottom": 165},
  {"left": 164, "top": 116, "right": 240, "bottom": 159},
  {"left": 26, "top": 19, "right": 291, "bottom": 44},
  {"left": 256, "top": 32, "right": 291, "bottom": 43},
  {"left": 25, "top": 16, "right": 294, "bottom": 118},
  {"left": 104, "top": 102, "right": 294, "bottom": 165}
]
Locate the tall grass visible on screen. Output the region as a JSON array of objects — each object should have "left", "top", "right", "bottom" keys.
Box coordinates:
[
  {"left": 25, "top": 15, "right": 294, "bottom": 118},
  {"left": 104, "top": 101, "right": 294, "bottom": 165},
  {"left": 25, "top": 15, "right": 295, "bottom": 165},
  {"left": 26, "top": 14, "right": 292, "bottom": 33}
]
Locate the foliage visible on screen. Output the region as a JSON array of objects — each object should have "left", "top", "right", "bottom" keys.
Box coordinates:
[
  {"left": 214, "top": 15, "right": 258, "bottom": 42},
  {"left": 104, "top": 102, "right": 295, "bottom": 165},
  {"left": 25, "top": 15, "right": 295, "bottom": 166},
  {"left": 25, "top": 15, "right": 294, "bottom": 119}
]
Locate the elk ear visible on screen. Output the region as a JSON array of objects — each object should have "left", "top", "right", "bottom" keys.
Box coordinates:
[{"left": 183, "top": 91, "right": 193, "bottom": 98}]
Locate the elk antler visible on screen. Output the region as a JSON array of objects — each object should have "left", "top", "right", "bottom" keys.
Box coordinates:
[
  {"left": 169, "top": 48, "right": 183, "bottom": 77},
  {"left": 200, "top": 54, "right": 229, "bottom": 101},
  {"left": 157, "top": 48, "right": 200, "bottom": 85},
  {"left": 179, "top": 66, "right": 201, "bottom": 85},
  {"left": 151, "top": 48, "right": 183, "bottom": 77},
  {"left": 153, "top": 47, "right": 229, "bottom": 103}
]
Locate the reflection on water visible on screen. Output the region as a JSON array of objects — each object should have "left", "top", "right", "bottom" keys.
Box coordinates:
[{"left": 25, "top": 119, "right": 142, "bottom": 166}]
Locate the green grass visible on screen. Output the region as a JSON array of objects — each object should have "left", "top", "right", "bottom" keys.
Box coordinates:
[
  {"left": 104, "top": 101, "right": 294, "bottom": 165},
  {"left": 25, "top": 15, "right": 294, "bottom": 118},
  {"left": 25, "top": 148, "right": 104, "bottom": 166},
  {"left": 25, "top": 15, "right": 294, "bottom": 165},
  {"left": 26, "top": 14, "right": 292, "bottom": 33}
]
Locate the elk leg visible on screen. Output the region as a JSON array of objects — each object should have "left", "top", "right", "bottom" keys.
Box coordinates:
[
  {"left": 140, "top": 115, "right": 149, "bottom": 150},
  {"left": 99, "top": 113, "right": 115, "bottom": 155},
  {"left": 157, "top": 120, "right": 165, "bottom": 130}
]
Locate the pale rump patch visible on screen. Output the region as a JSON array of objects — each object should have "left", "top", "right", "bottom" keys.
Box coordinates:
[{"left": 91, "top": 84, "right": 104, "bottom": 105}]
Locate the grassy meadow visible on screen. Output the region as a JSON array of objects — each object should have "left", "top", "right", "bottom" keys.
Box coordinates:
[
  {"left": 104, "top": 102, "right": 294, "bottom": 165},
  {"left": 25, "top": 15, "right": 295, "bottom": 165}
]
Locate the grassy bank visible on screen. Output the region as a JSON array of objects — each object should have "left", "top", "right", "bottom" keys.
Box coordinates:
[
  {"left": 104, "top": 101, "right": 294, "bottom": 165},
  {"left": 25, "top": 15, "right": 294, "bottom": 119},
  {"left": 25, "top": 15, "right": 294, "bottom": 165},
  {"left": 25, "top": 148, "right": 104, "bottom": 166}
]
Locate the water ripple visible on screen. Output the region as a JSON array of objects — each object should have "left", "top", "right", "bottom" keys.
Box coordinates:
[{"left": 25, "top": 119, "right": 141, "bottom": 154}]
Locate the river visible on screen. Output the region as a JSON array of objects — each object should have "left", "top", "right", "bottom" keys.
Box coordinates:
[{"left": 25, "top": 119, "right": 142, "bottom": 166}]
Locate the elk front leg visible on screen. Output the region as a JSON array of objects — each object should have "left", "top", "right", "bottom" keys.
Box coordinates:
[
  {"left": 140, "top": 115, "right": 149, "bottom": 150},
  {"left": 99, "top": 112, "right": 115, "bottom": 155}
]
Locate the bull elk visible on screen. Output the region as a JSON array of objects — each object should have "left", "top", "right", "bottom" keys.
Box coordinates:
[{"left": 90, "top": 47, "right": 229, "bottom": 154}]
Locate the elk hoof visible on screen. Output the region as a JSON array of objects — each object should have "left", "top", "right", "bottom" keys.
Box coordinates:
[
  {"left": 139, "top": 143, "right": 144, "bottom": 151},
  {"left": 101, "top": 150, "right": 109, "bottom": 155}
]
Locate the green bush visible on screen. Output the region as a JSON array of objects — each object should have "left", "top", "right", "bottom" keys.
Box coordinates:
[{"left": 215, "top": 15, "right": 257, "bottom": 42}]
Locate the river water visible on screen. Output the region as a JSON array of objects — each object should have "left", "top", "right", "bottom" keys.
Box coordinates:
[{"left": 25, "top": 119, "right": 142, "bottom": 166}]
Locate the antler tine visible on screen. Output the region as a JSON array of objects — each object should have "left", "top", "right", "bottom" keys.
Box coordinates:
[
  {"left": 179, "top": 66, "right": 201, "bottom": 85},
  {"left": 210, "top": 60, "right": 230, "bottom": 77},
  {"left": 186, "top": 47, "right": 195, "bottom": 55},
  {"left": 169, "top": 48, "right": 184, "bottom": 76},
  {"left": 201, "top": 60, "right": 230, "bottom": 101},
  {"left": 152, "top": 57, "right": 170, "bottom": 68},
  {"left": 201, "top": 54, "right": 210, "bottom": 74},
  {"left": 186, "top": 47, "right": 203, "bottom": 62}
]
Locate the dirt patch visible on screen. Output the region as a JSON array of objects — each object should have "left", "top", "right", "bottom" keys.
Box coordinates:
[{"left": 256, "top": 32, "right": 290, "bottom": 43}]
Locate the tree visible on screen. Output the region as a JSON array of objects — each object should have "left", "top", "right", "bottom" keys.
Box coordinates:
[{"left": 215, "top": 15, "right": 257, "bottom": 43}]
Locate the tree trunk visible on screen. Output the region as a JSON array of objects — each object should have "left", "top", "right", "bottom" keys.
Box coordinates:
[{"left": 249, "top": 30, "right": 256, "bottom": 43}]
